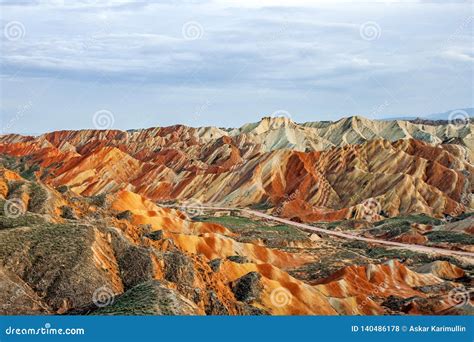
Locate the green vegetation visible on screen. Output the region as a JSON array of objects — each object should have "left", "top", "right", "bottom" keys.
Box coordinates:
[
  {"left": 56, "top": 185, "right": 69, "bottom": 194},
  {"left": 195, "top": 215, "right": 260, "bottom": 230},
  {"left": 426, "top": 231, "right": 474, "bottom": 245},
  {"left": 249, "top": 202, "right": 273, "bottom": 211},
  {"left": 60, "top": 205, "right": 77, "bottom": 220},
  {"left": 342, "top": 239, "right": 473, "bottom": 271},
  {"left": 368, "top": 224, "right": 411, "bottom": 239},
  {"left": 374, "top": 214, "right": 443, "bottom": 227},
  {"left": 365, "top": 214, "right": 445, "bottom": 238},
  {"left": 28, "top": 182, "right": 48, "bottom": 213},
  {"left": 20, "top": 164, "right": 40, "bottom": 181},
  {"left": 195, "top": 214, "right": 307, "bottom": 247},
  {"left": 450, "top": 211, "right": 474, "bottom": 221},
  {"left": 93, "top": 281, "right": 186, "bottom": 315},
  {"left": 0, "top": 155, "right": 39, "bottom": 181},
  {"left": 88, "top": 193, "right": 107, "bottom": 208},
  {"left": 7, "top": 180, "right": 24, "bottom": 197},
  {"left": 0, "top": 220, "right": 92, "bottom": 268},
  {"left": 314, "top": 214, "right": 446, "bottom": 233},
  {"left": 116, "top": 210, "right": 132, "bottom": 221},
  {"left": 0, "top": 201, "right": 46, "bottom": 229}
]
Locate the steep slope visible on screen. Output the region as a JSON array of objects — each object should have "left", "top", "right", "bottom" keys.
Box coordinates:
[
  {"left": 0, "top": 118, "right": 472, "bottom": 222},
  {"left": 1, "top": 169, "right": 469, "bottom": 316}
]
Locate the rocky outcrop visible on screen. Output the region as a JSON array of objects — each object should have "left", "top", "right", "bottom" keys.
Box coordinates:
[{"left": 231, "top": 272, "right": 262, "bottom": 303}]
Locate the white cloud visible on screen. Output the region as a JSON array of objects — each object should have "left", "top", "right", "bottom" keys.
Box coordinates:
[
  {"left": 0, "top": 0, "right": 472, "bottom": 132},
  {"left": 442, "top": 48, "right": 474, "bottom": 63}
]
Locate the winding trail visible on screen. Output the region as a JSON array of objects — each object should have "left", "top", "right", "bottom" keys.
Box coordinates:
[{"left": 166, "top": 204, "right": 474, "bottom": 259}]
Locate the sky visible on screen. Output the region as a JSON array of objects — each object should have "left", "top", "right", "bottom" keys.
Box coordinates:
[{"left": 0, "top": 0, "right": 473, "bottom": 134}]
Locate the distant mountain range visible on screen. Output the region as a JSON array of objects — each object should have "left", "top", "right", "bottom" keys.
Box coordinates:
[
  {"left": 1, "top": 115, "right": 472, "bottom": 221},
  {"left": 382, "top": 107, "right": 474, "bottom": 121}
]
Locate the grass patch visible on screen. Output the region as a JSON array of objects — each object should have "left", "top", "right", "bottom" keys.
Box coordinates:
[
  {"left": 342, "top": 240, "right": 473, "bottom": 271},
  {"left": 249, "top": 202, "right": 273, "bottom": 211},
  {"left": 28, "top": 182, "right": 48, "bottom": 213},
  {"left": 93, "top": 281, "right": 189, "bottom": 316},
  {"left": 0, "top": 155, "right": 39, "bottom": 181},
  {"left": 88, "top": 193, "right": 107, "bottom": 208},
  {"left": 426, "top": 231, "right": 474, "bottom": 245},
  {"left": 194, "top": 215, "right": 260, "bottom": 230},
  {"left": 451, "top": 212, "right": 474, "bottom": 221},
  {"left": 0, "top": 203, "right": 46, "bottom": 230},
  {"left": 368, "top": 223, "right": 411, "bottom": 239},
  {"left": 7, "top": 180, "right": 25, "bottom": 196},
  {"left": 195, "top": 215, "right": 307, "bottom": 247},
  {"left": 374, "top": 214, "right": 442, "bottom": 227}
]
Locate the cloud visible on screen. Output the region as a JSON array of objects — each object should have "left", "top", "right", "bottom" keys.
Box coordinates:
[
  {"left": 442, "top": 48, "right": 474, "bottom": 63},
  {"left": 0, "top": 0, "right": 472, "bottom": 133}
]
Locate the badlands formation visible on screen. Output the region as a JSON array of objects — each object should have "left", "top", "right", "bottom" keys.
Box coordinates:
[{"left": 0, "top": 116, "right": 472, "bottom": 315}]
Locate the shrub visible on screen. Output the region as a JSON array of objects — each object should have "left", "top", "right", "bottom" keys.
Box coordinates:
[
  {"left": 138, "top": 224, "right": 153, "bottom": 236},
  {"left": 116, "top": 210, "right": 132, "bottom": 221},
  {"left": 427, "top": 231, "right": 474, "bottom": 245},
  {"left": 7, "top": 180, "right": 24, "bottom": 197},
  {"left": 28, "top": 182, "right": 48, "bottom": 213},
  {"left": 20, "top": 164, "right": 40, "bottom": 181},
  {"left": 56, "top": 185, "right": 69, "bottom": 194},
  {"left": 60, "top": 205, "right": 77, "bottom": 220},
  {"left": 89, "top": 193, "right": 107, "bottom": 208}
]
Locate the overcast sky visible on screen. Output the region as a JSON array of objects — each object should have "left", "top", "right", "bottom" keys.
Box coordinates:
[{"left": 0, "top": 0, "right": 472, "bottom": 133}]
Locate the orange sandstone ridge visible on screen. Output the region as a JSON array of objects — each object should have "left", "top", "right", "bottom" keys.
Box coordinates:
[
  {"left": 0, "top": 119, "right": 472, "bottom": 222},
  {"left": 0, "top": 117, "right": 472, "bottom": 316}
]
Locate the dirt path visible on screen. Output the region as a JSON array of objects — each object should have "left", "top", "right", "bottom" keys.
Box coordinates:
[{"left": 166, "top": 204, "right": 474, "bottom": 259}]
